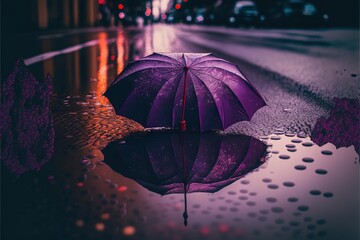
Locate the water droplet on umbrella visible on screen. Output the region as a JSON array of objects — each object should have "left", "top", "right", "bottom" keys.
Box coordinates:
[
  {"left": 249, "top": 192, "right": 257, "bottom": 196},
  {"left": 310, "top": 190, "right": 321, "bottom": 196},
  {"left": 351, "top": 73, "right": 357, "bottom": 77},
  {"left": 291, "top": 139, "right": 302, "bottom": 143},
  {"left": 323, "top": 192, "right": 333, "bottom": 198},
  {"left": 272, "top": 150, "right": 279, "bottom": 154},
  {"left": 286, "top": 144, "right": 296, "bottom": 148},
  {"left": 227, "top": 191, "right": 236, "bottom": 195},
  {"left": 288, "top": 148, "right": 297, "bottom": 152},
  {"left": 239, "top": 196, "right": 248, "bottom": 200},
  {"left": 303, "top": 157, "right": 314, "bottom": 163},
  {"left": 279, "top": 155, "right": 290, "bottom": 160},
  {"left": 295, "top": 165, "right": 306, "bottom": 170},
  {"left": 315, "top": 169, "right": 327, "bottom": 175},
  {"left": 321, "top": 150, "right": 333, "bottom": 155}
]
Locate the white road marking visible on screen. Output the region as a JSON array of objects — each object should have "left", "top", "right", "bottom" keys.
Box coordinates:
[{"left": 24, "top": 38, "right": 117, "bottom": 65}]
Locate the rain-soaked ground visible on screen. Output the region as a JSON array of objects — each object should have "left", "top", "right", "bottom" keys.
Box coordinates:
[{"left": 2, "top": 24, "right": 359, "bottom": 240}]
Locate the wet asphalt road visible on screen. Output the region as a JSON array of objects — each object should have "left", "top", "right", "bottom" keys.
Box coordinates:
[
  {"left": 3, "top": 24, "right": 359, "bottom": 136},
  {"left": 2, "top": 24, "right": 359, "bottom": 240}
]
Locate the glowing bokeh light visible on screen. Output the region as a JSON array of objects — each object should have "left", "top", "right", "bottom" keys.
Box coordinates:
[{"left": 122, "top": 225, "right": 136, "bottom": 236}]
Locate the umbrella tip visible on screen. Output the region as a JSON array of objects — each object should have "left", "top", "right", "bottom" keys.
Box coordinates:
[{"left": 183, "top": 211, "right": 188, "bottom": 226}]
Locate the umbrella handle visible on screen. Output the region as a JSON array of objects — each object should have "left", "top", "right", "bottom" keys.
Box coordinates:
[{"left": 180, "top": 120, "right": 186, "bottom": 131}]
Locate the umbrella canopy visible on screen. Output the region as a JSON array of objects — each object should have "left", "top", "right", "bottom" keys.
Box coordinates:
[
  {"left": 102, "top": 131, "right": 268, "bottom": 225},
  {"left": 104, "top": 53, "right": 266, "bottom": 131}
]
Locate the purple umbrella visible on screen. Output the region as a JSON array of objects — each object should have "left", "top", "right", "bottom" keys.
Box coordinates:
[
  {"left": 104, "top": 53, "right": 266, "bottom": 131},
  {"left": 102, "top": 131, "right": 268, "bottom": 225}
]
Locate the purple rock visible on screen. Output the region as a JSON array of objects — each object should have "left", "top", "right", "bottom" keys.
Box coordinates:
[
  {"left": 0, "top": 59, "right": 54, "bottom": 175},
  {"left": 311, "top": 98, "right": 359, "bottom": 154}
]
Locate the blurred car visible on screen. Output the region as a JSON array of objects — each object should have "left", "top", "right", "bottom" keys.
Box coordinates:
[
  {"left": 227, "top": 1, "right": 260, "bottom": 27},
  {"left": 194, "top": 8, "right": 207, "bottom": 24},
  {"left": 119, "top": 13, "right": 137, "bottom": 27},
  {"left": 165, "top": 14, "right": 175, "bottom": 23},
  {"left": 263, "top": 0, "right": 325, "bottom": 28},
  {"left": 184, "top": 10, "right": 194, "bottom": 24}
]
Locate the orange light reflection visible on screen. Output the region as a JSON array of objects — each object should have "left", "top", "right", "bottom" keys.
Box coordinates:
[
  {"left": 116, "top": 31, "right": 125, "bottom": 74},
  {"left": 97, "top": 32, "right": 109, "bottom": 105}
]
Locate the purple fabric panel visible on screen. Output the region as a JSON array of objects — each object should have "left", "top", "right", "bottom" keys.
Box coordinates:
[
  {"left": 118, "top": 68, "right": 181, "bottom": 125},
  {"left": 189, "top": 71, "right": 223, "bottom": 130},
  {"left": 171, "top": 72, "right": 201, "bottom": 131},
  {"left": 146, "top": 71, "right": 183, "bottom": 128},
  {"left": 187, "top": 133, "right": 222, "bottom": 182},
  {"left": 192, "top": 71, "right": 249, "bottom": 129}
]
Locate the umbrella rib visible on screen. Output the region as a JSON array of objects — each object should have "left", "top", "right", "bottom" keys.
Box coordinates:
[
  {"left": 219, "top": 139, "right": 251, "bottom": 181},
  {"left": 117, "top": 69, "right": 183, "bottom": 120},
  {"left": 111, "top": 66, "right": 183, "bottom": 85},
  {"left": 187, "top": 53, "right": 213, "bottom": 68},
  {"left": 194, "top": 66, "right": 265, "bottom": 102},
  {"left": 193, "top": 65, "right": 247, "bottom": 82},
  {"left": 132, "top": 59, "right": 183, "bottom": 67},
  {"left": 151, "top": 53, "right": 185, "bottom": 66},
  {"left": 192, "top": 71, "right": 249, "bottom": 122},
  {"left": 189, "top": 72, "right": 223, "bottom": 130},
  {"left": 146, "top": 71, "right": 184, "bottom": 126},
  {"left": 190, "top": 58, "right": 232, "bottom": 68}
]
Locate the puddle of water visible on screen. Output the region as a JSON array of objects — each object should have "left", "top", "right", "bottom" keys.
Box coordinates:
[{"left": 58, "top": 131, "right": 357, "bottom": 240}]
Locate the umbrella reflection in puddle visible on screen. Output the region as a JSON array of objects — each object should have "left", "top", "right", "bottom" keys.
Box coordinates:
[{"left": 102, "top": 130, "right": 268, "bottom": 225}]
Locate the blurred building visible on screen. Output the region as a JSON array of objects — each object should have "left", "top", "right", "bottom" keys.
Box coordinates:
[{"left": 2, "top": 0, "right": 99, "bottom": 32}]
